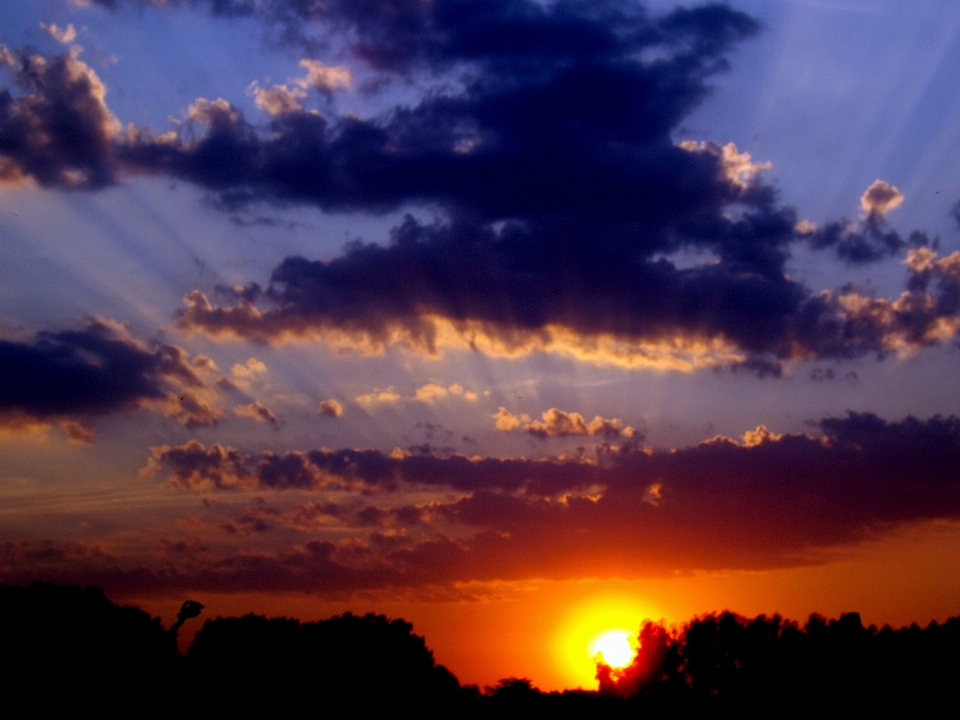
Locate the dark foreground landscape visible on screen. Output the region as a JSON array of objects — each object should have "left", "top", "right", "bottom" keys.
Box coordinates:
[{"left": 3, "top": 583, "right": 958, "bottom": 715}]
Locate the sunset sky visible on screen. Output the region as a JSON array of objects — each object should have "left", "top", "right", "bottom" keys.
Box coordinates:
[{"left": 3, "top": 0, "right": 960, "bottom": 691}]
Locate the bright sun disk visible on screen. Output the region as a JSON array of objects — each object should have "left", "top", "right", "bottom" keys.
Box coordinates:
[{"left": 589, "top": 629, "right": 635, "bottom": 668}]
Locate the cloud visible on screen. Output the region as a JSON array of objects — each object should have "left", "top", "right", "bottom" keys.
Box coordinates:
[
  {"left": 355, "top": 388, "right": 402, "bottom": 407},
  {"left": 142, "top": 441, "right": 248, "bottom": 490},
  {"left": 0, "top": 319, "right": 222, "bottom": 439},
  {"left": 447, "top": 384, "right": 477, "bottom": 401},
  {"left": 5, "top": 4, "right": 957, "bottom": 369},
  {"left": 282, "top": 501, "right": 344, "bottom": 530},
  {"left": 234, "top": 401, "right": 280, "bottom": 429},
  {"left": 12, "top": 412, "right": 960, "bottom": 595},
  {"left": 111, "top": 3, "right": 765, "bottom": 223},
  {"left": 145, "top": 440, "right": 601, "bottom": 493},
  {"left": 524, "top": 409, "right": 633, "bottom": 440},
  {"left": 861, "top": 179, "right": 904, "bottom": 220},
  {"left": 221, "top": 503, "right": 280, "bottom": 535},
  {"left": 247, "top": 81, "right": 305, "bottom": 116},
  {"left": 493, "top": 406, "right": 524, "bottom": 432},
  {"left": 494, "top": 407, "right": 636, "bottom": 440},
  {"left": 354, "top": 383, "right": 479, "bottom": 409},
  {"left": 225, "top": 357, "right": 268, "bottom": 391},
  {"left": 803, "top": 180, "right": 921, "bottom": 265},
  {"left": 218, "top": 499, "right": 351, "bottom": 535},
  {"left": 0, "top": 46, "right": 121, "bottom": 188},
  {"left": 247, "top": 58, "right": 351, "bottom": 117},
  {"left": 40, "top": 23, "right": 78, "bottom": 44},
  {"left": 414, "top": 384, "right": 449, "bottom": 403},
  {"left": 414, "top": 383, "right": 479, "bottom": 403},
  {"left": 318, "top": 399, "right": 343, "bottom": 418},
  {"left": 140, "top": 412, "right": 960, "bottom": 578},
  {"left": 174, "top": 226, "right": 960, "bottom": 371},
  {"left": 299, "top": 59, "right": 351, "bottom": 91}
]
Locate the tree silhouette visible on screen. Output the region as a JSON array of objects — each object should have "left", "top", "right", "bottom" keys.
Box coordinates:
[
  {"left": 169, "top": 599, "right": 204, "bottom": 638},
  {"left": 0, "top": 583, "right": 178, "bottom": 710},
  {"left": 3, "top": 582, "right": 959, "bottom": 715},
  {"left": 185, "top": 611, "right": 465, "bottom": 713}
]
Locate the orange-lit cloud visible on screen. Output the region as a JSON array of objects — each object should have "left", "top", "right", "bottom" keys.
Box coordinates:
[
  {"left": 494, "top": 407, "right": 636, "bottom": 439},
  {"left": 234, "top": 401, "right": 281, "bottom": 429},
  {"left": 861, "top": 179, "right": 904, "bottom": 220},
  {"left": 318, "top": 399, "right": 343, "bottom": 418},
  {"left": 39, "top": 23, "right": 77, "bottom": 44},
  {"left": 247, "top": 59, "right": 351, "bottom": 116},
  {"left": 355, "top": 388, "right": 402, "bottom": 407}
]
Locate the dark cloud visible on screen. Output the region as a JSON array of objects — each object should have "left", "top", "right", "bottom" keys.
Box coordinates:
[
  {"left": 799, "top": 181, "right": 929, "bottom": 265},
  {"left": 146, "top": 439, "right": 600, "bottom": 493},
  {"left": 219, "top": 498, "right": 346, "bottom": 534},
  {"left": 118, "top": 4, "right": 762, "bottom": 216},
  {"left": 0, "top": 538, "right": 397, "bottom": 596},
  {"left": 88, "top": 1, "right": 758, "bottom": 73},
  {"left": 128, "top": 412, "right": 960, "bottom": 592},
  {"left": 317, "top": 398, "right": 343, "bottom": 417},
  {"left": 0, "top": 539, "right": 112, "bottom": 565},
  {"left": 0, "top": 319, "right": 221, "bottom": 439},
  {"left": 0, "top": 47, "right": 120, "bottom": 188},
  {"left": 221, "top": 503, "right": 279, "bottom": 534},
  {"left": 5, "top": 4, "right": 957, "bottom": 365},
  {"left": 177, "top": 230, "right": 960, "bottom": 368},
  {"left": 405, "top": 443, "right": 456, "bottom": 457}
]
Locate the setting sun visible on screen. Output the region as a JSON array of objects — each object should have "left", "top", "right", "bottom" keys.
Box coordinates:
[
  {"left": 589, "top": 630, "right": 635, "bottom": 668},
  {"left": 553, "top": 594, "right": 651, "bottom": 688}
]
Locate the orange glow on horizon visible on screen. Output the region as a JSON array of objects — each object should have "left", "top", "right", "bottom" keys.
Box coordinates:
[{"left": 128, "top": 522, "right": 960, "bottom": 693}]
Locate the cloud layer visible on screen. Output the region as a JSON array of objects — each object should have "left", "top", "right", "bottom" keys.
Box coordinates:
[
  {"left": 0, "top": 319, "right": 221, "bottom": 440},
  {"left": 4, "top": 3, "right": 957, "bottom": 369},
  {"left": 47, "top": 411, "right": 948, "bottom": 596}
]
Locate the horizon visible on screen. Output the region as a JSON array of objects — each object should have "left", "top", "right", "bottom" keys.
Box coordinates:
[{"left": 2, "top": 0, "right": 960, "bottom": 692}]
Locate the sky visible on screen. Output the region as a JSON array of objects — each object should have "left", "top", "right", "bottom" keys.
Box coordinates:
[{"left": 3, "top": 0, "right": 960, "bottom": 691}]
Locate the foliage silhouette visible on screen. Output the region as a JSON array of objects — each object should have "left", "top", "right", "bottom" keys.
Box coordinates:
[
  {"left": 0, "top": 583, "right": 178, "bottom": 709},
  {"left": 185, "top": 610, "right": 466, "bottom": 712},
  {"left": 4, "top": 582, "right": 960, "bottom": 715},
  {"left": 169, "top": 599, "right": 204, "bottom": 638},
  {"left": 600, "top": 610, "right": 960, "bottom": 713}
]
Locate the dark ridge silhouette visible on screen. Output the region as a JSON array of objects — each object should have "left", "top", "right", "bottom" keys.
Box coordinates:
[{"left": 3, "top": 582, "right": 959, "bottom": 715}]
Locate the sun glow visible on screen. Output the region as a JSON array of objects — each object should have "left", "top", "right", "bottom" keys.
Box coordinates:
[
  {"left": 589, "top": 629, "right": 635, "bottom": 668},
  {"left": 553, "top": 594, "right": 652, "bottom": 688}
]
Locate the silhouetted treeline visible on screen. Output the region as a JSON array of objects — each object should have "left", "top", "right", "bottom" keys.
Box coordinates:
[
  {"left": 185, "top": 610, "right": 465, "bottom": 713},
  {"left": 3, "top": 583, "right": 960, "bottom": 715},
  {"left": 0, "top": 583, "right": 177, "bottom": 710},
  {"left": 599, "top": 611, "right": 960, "bottom": 714}
]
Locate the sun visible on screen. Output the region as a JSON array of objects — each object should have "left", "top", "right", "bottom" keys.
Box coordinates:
[
  {"left": 553, "top": 593, "right": 652, "bottom": 688},
  {"left": 589, "top": 629, "right": 635, "bottom": 668}
]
